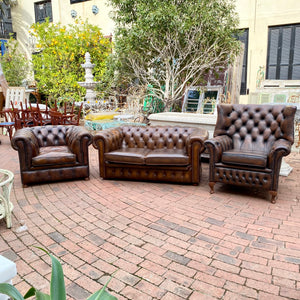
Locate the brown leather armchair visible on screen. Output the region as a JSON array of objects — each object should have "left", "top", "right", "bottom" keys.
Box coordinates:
[
  {"left": 11, "top": 125, "right": 92, "bottom": 187},
  {"left": 204, "top": 104, "right": 296, "bottom": 203}
]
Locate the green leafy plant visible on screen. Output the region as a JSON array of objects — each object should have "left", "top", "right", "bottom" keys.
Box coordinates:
[
  {"left": 30, "top": 18, "right": 112, "bottom": 102},
  {"left": 0, "top": 37, "right": 30, "bottom": 86},
  {"left": 0, "top": 247, "right": 117, "bottom": 300},
  {"left": 109, "top": 0, "right": 241, "bottom": 111}
]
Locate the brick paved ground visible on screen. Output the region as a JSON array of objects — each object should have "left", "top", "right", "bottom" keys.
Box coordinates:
[{"left": 0, "top": 133, "right": 300, "bottom": 300}]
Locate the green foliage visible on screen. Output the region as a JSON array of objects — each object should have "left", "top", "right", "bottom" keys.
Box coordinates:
[
  {"left": 109, "top": 0, "right": 240, "bottom": 110},
  {"left": 30, "top": 18, "right": 112, "bottom": 102},
  {"left": 0, "top": 248, "right": 117, "bottom": 300},
  {"left": 0, "top": 37, "right": 30, "bottom": 86}
]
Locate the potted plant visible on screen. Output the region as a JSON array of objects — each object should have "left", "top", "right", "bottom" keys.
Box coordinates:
[{"left": 0, "top": 247, "right": 117, "bottom": 300}]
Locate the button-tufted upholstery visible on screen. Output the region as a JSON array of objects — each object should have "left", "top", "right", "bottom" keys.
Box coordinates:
[
  {"left": 204, "top": 104, "right": 296, "bottom": 203},
  {"left": 93, "top": 126, "right": 208, "bottom": 184},
  {"left": 11, "top": 125, "right": 92, "bottom": 187}
]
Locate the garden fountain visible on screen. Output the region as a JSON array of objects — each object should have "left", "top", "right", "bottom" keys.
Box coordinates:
[{"left": 78, "top": 52, "right": 98, "bottom": 103}]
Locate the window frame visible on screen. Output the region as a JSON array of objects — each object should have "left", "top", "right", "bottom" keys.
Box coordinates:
[
  {"left": 34, "top": 0, "right": 53, "bottom": 23},
  {"left": 70, "top": 0, "right": 91, "bottom": 4},
  {"left": 237, "top": 28, "right": 249, "bottom": 95},
  {"left": 266, "top": 23, "right": 300, "bottom": 80}
]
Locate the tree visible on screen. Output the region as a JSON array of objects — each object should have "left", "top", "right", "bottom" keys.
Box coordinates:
[
  {"left": 30, "top": 18, "right": 112, "bottom": 103},
  {"left": 0, "top": 37, "right": 30, "bottom": 86},
  {"left": 109, "top": 0, "right": 241, "bottom": 111},
  {"left": 0, "top": 0, "right": 18, "bottom": 96}
]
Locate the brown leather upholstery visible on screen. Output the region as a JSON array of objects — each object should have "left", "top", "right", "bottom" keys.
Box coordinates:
[
  {"left": 93, "top": 126, "right": 208, "bottom": 184},
  {"left": 205, "top": 104, "right": 296, "bottom": 203},
  {"left": 11, "top": 125, "right": 92, "bottom": 186}
]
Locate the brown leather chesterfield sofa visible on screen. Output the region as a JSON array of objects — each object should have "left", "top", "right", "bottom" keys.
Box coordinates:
[
  {"left": 205, "top": 104, "right": 296, "bottom": 203},
  {"left": 11, "top": 125, "right": 93, "bottom": 187},
  {"left": 93, "top": 125, "right": 208, "bottom": 184}
]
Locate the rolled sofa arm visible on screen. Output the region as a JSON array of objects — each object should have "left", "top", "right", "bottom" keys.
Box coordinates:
[
  {"left": 11, "top": 128, "right": 40, "bottom": 171},
  {"left": 204, "top": 135, "right": 233, "bottom": 163},
  {"left": 270, "top": 139, "right": 292, "bottom": 157},
  {"left": 268, "top": 139, "right": 292, "bottom": 168},
  {"left": 186, "top": 128, "right": 209, "bottom": 156},
  {"left": 186, "top": 128, "right": 209, "bottom": 184},
  {"left": 92, "top": 127, "right": 123, "bottom": 152},
  {"left": 66, "top": 126, "right": 93, "bottom": 164},
  {"left": 92, "top": 127, "right": 124, "bottom": 178}
]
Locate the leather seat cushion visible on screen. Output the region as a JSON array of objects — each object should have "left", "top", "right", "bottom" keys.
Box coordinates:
[
  {"left": 222, "top": 149, "right": 267, "bottom": 168},
  {"left": 32, "top": 146, "right": 76, "bottom": 166},
  {"left": 104, "top": 148, "right": 150, "bottom": 165},
  {"left": 145, "top": 149, "right": 189, "bottom": 165}
]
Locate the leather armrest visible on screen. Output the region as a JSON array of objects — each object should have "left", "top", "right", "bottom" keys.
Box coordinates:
[
  {"left": 11, "top": 128, "right": 40, "bottom": 170},
  {"left": 66, "top": 126, "right": 93, "bottom": 164},
  {"left": 186, "top": 128, "right": 209, "bottom": 156},
  {"left": 270, "top": 139, "right": 292, "bottom": 156},
  {"left": 204, "top": 135, "right": 233, "bottom": 162},
  {"left": 92, "top": 127, "right": 123, "bottom": 152},
  {"left": 268, "top": 139, "right": 292, "bottom": 168},
  {"left": 92, "top": 127, "right": 123, "bottom": 178}
]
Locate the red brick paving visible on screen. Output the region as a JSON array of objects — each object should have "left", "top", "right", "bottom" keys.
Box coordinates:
[{"left": 1, "top": 134, "right": 300, "bottom": 299}]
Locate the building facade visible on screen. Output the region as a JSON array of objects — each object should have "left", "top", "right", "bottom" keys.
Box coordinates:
[
  {"left": 8, "top": 0, "right": 300, "bottom": 103},
  {"left": 236, "top": 0, "right": 300, "bottom": 103},
  {"left": 10, "top": 0, "right": 114, "bottom": 58}
]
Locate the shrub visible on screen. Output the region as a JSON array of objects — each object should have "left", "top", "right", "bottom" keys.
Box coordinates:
[
  {"left": 30, "top": 18, "right": 112, "bottom": 102},
  {"left": 0, "top": 37, "right": 30, "bottom": 86}
]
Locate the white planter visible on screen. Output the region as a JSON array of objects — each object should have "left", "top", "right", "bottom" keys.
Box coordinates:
[{"left": 0, "top": 256, "right": 17, "bottom": 300}]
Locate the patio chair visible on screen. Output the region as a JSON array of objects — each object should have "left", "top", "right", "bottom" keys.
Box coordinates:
[
  {"left": 204, "top": 104, "right": 296, "bottom": 203},
  {"left": 5, "top": 87, "right": 25, "bottom": 109},
  {"left": 0, "top": 110, "right": 15, "bottom": 141},
  {"left": 63, "top": 102, "right": 83, "bottom": 126}
]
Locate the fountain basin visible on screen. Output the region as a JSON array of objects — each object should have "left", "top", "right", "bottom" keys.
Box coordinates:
[
  {"left": 85, "top": 119, "right": 146, "bottom": 131},
  {"left": 78, "top": 82, "right": 97, "bottom": 89}
]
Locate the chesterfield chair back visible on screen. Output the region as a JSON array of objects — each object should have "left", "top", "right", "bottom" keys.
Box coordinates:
[
  {"left": 205, "top": 104, "right": 296, "bottom": 203},
  {"left": 11, "top": 125, "right": 92, "bottom": 187}
]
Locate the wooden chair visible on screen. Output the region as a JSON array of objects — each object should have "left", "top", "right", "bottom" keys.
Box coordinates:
[
  {"left": 19, "top": 101, "right": 36, "bottom": 127},
  {"left": 49, "top": 101, "right": 82, "bottom": 126},
  {"left": 33, "top": 102, "right": 52, "bottom": 126},
  {"left": 63, "top": 102, "right": 83, "bottom": 126},
  {"left": 9, "top": 101, "right": 23, "bottom": 130},
  {"left": 49, "top": 110, "right": 65, "bottom": 125},
  {"left": 42, "top": 100, "right": 52, "bottom": 124},
  {"left": 0, "top": 110, "right": 16, "bottom": 140}
]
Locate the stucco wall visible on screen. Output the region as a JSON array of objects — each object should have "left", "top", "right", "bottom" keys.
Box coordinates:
[
  {"left": 11, "top": 0, "right": 115, "bottom": 59},
  {"left": 53, "top": 0, "right": 114, "bottom": 34},
  {"left": 236, "top": 0, "right": 300, "bottom": 103}
]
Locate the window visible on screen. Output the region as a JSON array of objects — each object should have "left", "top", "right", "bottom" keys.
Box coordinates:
[
  {"left": 0, "top": 2, "right": 14, "bottom": 39},
  {"left": 182, "top": 86, "right": 222, "bottom": 114},
  {"left": 34, "top": 0, "right": 52, "bottom": 23},
  {"left": 70, "top": 0, "right": 90, "bottom": 4},
  {"left": 237, "top": 29, "right": 249, "bottom": 95},
  {"left": 267, "top": 24, "right": 300, "bottom": 80}
]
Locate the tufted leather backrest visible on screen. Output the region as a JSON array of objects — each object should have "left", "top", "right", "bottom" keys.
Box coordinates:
[
  {"left": 31, "top": 125, "right": 69, "bottom": 147},
  {"left": 121, "top": 126, "right": 195, "bottom": 150},
  {"left": 214, "top": 104, "right": 296, "bottom": 152}
]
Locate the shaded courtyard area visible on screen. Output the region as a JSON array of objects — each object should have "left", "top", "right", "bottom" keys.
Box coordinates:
[{"left": 0, "top": 133, "right": 300, "bottom": 299}]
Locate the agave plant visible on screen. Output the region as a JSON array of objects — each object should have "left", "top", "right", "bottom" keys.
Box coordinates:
[{"left": 0, "top": 247, "right": 117, "bottom": 300}]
